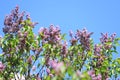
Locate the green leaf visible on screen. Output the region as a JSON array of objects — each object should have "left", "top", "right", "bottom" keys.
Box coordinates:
[
  {"left": 43, "top": 43, "right": 49, "bottom": 48},
  {"left": 61, "top": 33, "right": 66, "bottom": 40},
  {"left": 88, "top": 51, "right": 92, "bottom": 56},
  {"left": 61, "top": 65, "right": 66, "bottom": 73},
  {"left": 67, "top": 66, "right": 73, "bottom": 76},
  {"left": 20, "top": 67, "right": 23, "bottom": 73},
  {"left": 116, "top": 58, "right": 120, "bottom": 64},
  {"left": 46, "top": 76, "right": 51, "bottom": 80},
  {"left": 85, "top": 64, "right": 90, "bottom": 70},
  {"left": 72, "top": 72, "right": 77, "bottom": 80},
  {"left": 112, "top": 70, "right": 114, "bottom": 74}
]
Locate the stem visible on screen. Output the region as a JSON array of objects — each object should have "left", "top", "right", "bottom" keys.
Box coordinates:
[{"left": 79, "top": 51, "right": 88, "bottom": 71}]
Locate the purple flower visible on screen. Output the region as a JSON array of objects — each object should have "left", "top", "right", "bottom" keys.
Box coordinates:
[
  {"left": 97, "top": 74, "right": 102, "bottom": 80},
  {"left": 49, "top": 73, "right": 54, "bottom": 77},
  {"left": 69, "top": 30, "right": 73, "bottom": 38},
  {"left": 38, "top": 27, "right": 44, "bottom": 34},
  {"left": 75, "top": 28, "right": 93, "bottom": 50},
  {"left": 70, "top": 38, "right": 77, "bottom": 45},
  {"left": 100, "top": 33, "right": 116, "bottom": 49},
  {"left": 48, "top": 60, "right": 57, "bottom": 68},
  {"left": 88, "top": 70, "right": 103, "bottom": 80},
  {"left": 48, "top": 60, "right": 64, "bottom": 74},
  {"left": 26, "top": 14, "right": 31, "bottom": 20},
  {"left": 94, "top": 44, "right": 102, "bottom": 55},
  {"left": 0, "top": 61, "right": 5, "bottom": 72},
  {"left": 61, "top": 41, "right": 68, "bottom": 56},
  {"left": 38, "top": 25, "right": 61, "bottom": 45},
  {"left": 53, "top": 62, "right": 64, "bottom": 74},
  {"left": 76, "top": 70, "right": 81, "bottom": 76},
  {"left": 88, "top": 70, "right": 95, "bottom": 76},
  {"left": 110, "top": 33, "right": 116, "bottom": 41},
  {"left": 3, "top": 6, "right": 25, "bottom": 34},
  {"left": 46, "top": 68, "right": 50, "bottom": 74}
]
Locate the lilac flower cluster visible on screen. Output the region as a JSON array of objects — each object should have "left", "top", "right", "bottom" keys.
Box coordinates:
[
  {"left": 100, "top": 33, "right": 116, "bottom": 49},
  {"left": 69, "top": 28, "right": 93, "bottom": 50},
  {"left": 46, "top": 67, "right": 54, "bottom": 77},
  {"left": 94, "top": 44, "right": 102, "bottom": 55},
  {"left": 3, "top": 6, "right": 37, "bottom": 34},
  {"left": 91, "top": 33, "right": 116, "bottom": 79},
  {"left": 38, "top": 25, "right": 61, "bottom": 45},
  {"left": 48, "top": 60, "right": 64, "bottom": 75},
  {"left": 93, "top": 45, "right": 109, "bottom": 79},
  {"left": 61, "top": 41, "right": 68, "bottom": 57},
  {"left": 88, "top": 70, "right": 110, "bottom": 80},
  {"left": 93, "top": 44, "right": 106, "bottom": 68},
  {"left": 76, "top": 28, "right": 93, "bottom": 50},
  {"left": 17, "top": 30, "right": 27, "bottom": 49},
  {"left": 3, "top": 6, "right": 25, "bottom": 33},
  {"left": 69, "top": 30, "right": 77, "bottom": 46},
  {"left": 88, "top": 70, "right": 102, "bottom": 80}
]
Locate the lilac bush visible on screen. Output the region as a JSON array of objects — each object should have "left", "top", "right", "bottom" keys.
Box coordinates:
[{"left": 0, "top": 6, "right": 120, "bottom": 80}]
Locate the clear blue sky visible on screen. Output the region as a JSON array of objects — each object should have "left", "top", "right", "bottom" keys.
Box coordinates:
[{"left": 0, "top": 1, "right": 120, "bottom": 56}]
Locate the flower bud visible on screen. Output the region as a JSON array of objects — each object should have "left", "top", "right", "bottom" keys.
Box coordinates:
[
  {"left": 46, "top": 68, "right": 50, "bottom": 74},
  {"left": 0, "top": 62, "right": 5, "bottom": 72},
  {"left": 24, "top": 31, "right": 28, "bottom": 37},
  {"left": 49, "top": 73, "right": 54, "bottom": 77},
  {"left": 27, "top": 56, "right": 32, "bottom": 64}
]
